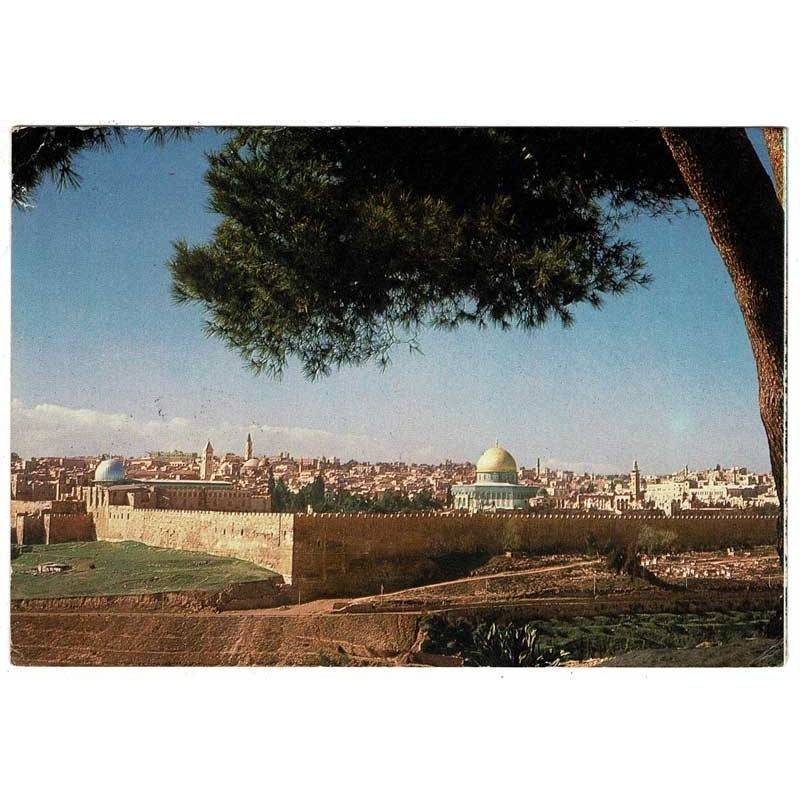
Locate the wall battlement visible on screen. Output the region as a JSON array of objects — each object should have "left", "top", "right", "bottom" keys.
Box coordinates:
[
  {"left": 104, "top": 508, "right": 286, "bottom": 519},
  {"left": 294, "top": 511, "right": 775, "bottom": 521}
]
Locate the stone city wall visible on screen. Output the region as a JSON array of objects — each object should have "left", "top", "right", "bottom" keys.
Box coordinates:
[
  {"left": 291, "top": 512, "right": 779, "bottom": 598},
  {"left": 10, "top": 500, "right": 52, "bottom": 526},
  {"left": 13, "top": 509, "right": 95, "bottom": 545},
  {"left": 87, "top": 505, "right": 778, "bottom": 600},
  {"left": 44, "top": 512, "right": 95, "bottom": 544},
  {"left": 14, "top": 513, "right": 45, "bottom": 546},
  {"left": 94, "top": 507, "right": 295, "bottom": 580}
]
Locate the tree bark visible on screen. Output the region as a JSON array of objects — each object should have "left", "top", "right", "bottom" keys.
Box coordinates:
[
  {"left": 661, "top": 128, "right": 785, "bottom": 556},
  {"left": 763, "top": 127, "right": 785, "bottom": 207}
]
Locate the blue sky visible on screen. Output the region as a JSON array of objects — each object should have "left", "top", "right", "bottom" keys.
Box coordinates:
[{"left": 11, "top": 129, "right": 772, "bottom": 473}]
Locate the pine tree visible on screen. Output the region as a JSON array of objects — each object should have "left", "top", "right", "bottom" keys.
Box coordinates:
[
  {"left": 169, "top": 127, "right": 784, "bottom": 550},
  {"left": 12, "top": 126, "right": 196, "bottom": 208},
  {"left": 309, "top": 475, "right": 325, "bottom": 511}
]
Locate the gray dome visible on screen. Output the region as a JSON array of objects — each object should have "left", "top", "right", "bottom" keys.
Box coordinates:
[
  {"left": 242, "top": 458, "right": 260, "bottom": 469},
  {"left": 94, "top": 458, "right": 125, "bottom": 483}
]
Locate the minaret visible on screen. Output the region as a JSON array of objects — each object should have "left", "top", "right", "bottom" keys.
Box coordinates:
[
  {"left": 536, "top": 457, "right": 541, "bottom": 477},
  {"left": 245, "top": 433, "right": 253, "bottom": 461},
  {"left": 200, "top": 440, "right": 214, "bottom": 480},
  {"left": 630, "top": 459, "right": 641, "bottom": 501}
]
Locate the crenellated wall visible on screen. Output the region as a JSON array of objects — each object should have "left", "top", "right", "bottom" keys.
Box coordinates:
[
  {"left": 14, "top": 508, "right": 94, "bottom": 545},
  {"left": 290, "top": 511, "right": 779, "bottom": 598},
  {"left": 94, "top": 507, "right": 295, "bottom": 580},
  {"left": 44, "top": 512, "right": 94, "bottom": 544},
  {"left": 81, "top": 504, "right": 779, "bottom": 600},
  {"left": 15, "top": 513, "right": 45, "bottom": 545},
  {"left": 10, "top": 500, "right": 52, "bottom": 526}
]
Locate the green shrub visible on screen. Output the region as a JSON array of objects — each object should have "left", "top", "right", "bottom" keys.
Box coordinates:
[
  {"left": 465, "top": 621, "right": 567, "bottom": 667},
  {"left": 421, "top": 616, "right": 567, "bottom": 667},
  {"left": 500, "top": 522, "right": 524, "bottom": 552},
  {"left": 421, "top": 615, "right": 474, "bottom": 656},
  {"left": 637, "top": 526, "right": 678, "bottom": 555}
]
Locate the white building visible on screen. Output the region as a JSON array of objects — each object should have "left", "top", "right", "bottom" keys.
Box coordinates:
[{"left": 451, "top": 445, "right": 539, "bottom": 512}]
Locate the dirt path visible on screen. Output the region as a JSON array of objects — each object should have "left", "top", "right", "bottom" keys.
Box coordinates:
[
  {"left": 332, "top": 557, "right": 603, "bottom": 611},
  {"left": 231, "top": 598, "right": 343, "bottom": 616},
  {"left": 230, "top": 558, "right": 601, "bottom": 617}
]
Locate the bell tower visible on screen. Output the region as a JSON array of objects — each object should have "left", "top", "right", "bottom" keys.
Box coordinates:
[{"left": 200, "top": 440, "right": 214, "bottom": 480}]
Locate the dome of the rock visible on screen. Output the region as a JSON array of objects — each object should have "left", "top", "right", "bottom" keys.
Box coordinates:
[
  {"left": 476, "top": 446, "right": 517, "bottom": 476},
  {"left": 451, "top": 444, "right": 538, "bottom": 511}
]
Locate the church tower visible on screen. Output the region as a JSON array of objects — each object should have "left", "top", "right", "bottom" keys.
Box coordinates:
[
  {"left": 200, "top": 440, "right": 214, "bottom": 480},
  {"left": 630, "top": 459, "right": 642, "bottom": 502},
  {"left": 245, "top": 433, "right": 253, "bottom": 461}
]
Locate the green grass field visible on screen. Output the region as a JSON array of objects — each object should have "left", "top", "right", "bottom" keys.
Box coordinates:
[{"left": 10, "top": 540, "right": 278, "bottom": 600}]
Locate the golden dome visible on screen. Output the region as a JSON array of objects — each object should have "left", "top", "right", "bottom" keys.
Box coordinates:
[{"left": 476, "top": 445, "right": 517, "bottom": 474}]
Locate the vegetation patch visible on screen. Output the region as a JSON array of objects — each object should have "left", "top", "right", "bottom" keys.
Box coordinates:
[
  {"left": 421, "top": 616, "right": 567, "bottom": 666},
  {"left": 637, "top": 526, "right": 679, "bottom": 555},
  {"left": 602, "top": 638, "right": 783, "bottom": 667},
  {"left": 269, "top": 473, "right": 442, "bottom": 513},
  {"left": 11, "top": 540, "right": 278, "bottom": 600},
  {"left": 422, "top": 610, "right": 776, "bottom": 665}
]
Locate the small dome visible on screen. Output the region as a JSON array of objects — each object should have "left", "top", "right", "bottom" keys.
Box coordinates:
[
  {"left": 242, "top": 458, "right": 260, "bottom": 469},
  {"left": 476, "top": 446, "right": 517, "bottom": 474},
  {"left": 94, "top": 458, "right": 125, "bottom": 483}
]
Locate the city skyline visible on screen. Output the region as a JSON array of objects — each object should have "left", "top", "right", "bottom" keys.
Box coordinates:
[
  {"left": 10, "top": 425, "right": 771, "bottom": 479},
  {"left": 12, "top": 129, "right": 773, "bottom": 473},
  {"left": 13, "top": 442, "right": 777, "bottom": 519}
]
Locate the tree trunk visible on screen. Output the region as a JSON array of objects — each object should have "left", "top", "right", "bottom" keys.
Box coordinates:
[
  {"left": 660, "top": 128, "right": 785, "bottom": 557},
  {"left": 762, "top": 127, "right": 785, "bottom": 207}
]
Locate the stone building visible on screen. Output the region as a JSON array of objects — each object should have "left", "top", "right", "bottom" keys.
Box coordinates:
[
  {"left": 451, "top": 445, "right": 539, "bottom": 511},
  {"left": 84, "top": 457, "right": 270, "bottom": 512},
  {"left": 11, "top": 472, "right": 57, "bottom": 501}
]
